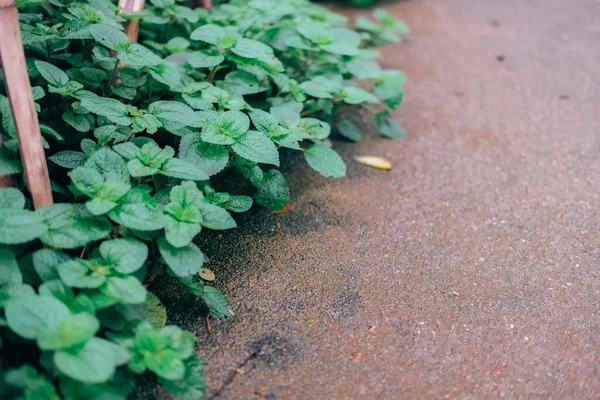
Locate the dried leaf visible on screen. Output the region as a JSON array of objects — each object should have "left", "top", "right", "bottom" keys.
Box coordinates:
[
  {"left": 353, "top": 156, "right": 392, "bottom": 170},
  {"left": 199, "top": 268, "right": 215, "bottom": 281}
]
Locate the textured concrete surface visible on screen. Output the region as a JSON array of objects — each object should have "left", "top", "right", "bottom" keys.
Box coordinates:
[{"left": 160, "top": 0, "right": 600, "bottom": 398}]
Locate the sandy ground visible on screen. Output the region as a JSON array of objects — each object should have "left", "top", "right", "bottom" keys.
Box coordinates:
[{"left": 153, "top": 0, "right": 600, "bottom": 398}]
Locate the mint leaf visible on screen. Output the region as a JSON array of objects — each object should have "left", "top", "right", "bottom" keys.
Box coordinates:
[
  {"left": 201, "top": 110, "right": 249, "bottom": 145},
  {"left": 118, "top": 43, "right": 162, "bottom": 67},
  {"left": 256, "top": 169, "right": 288, "bottom": 211},
  {"left": 32, "top": 249, "right": 70, "bottom": 282},
  {"left": 198, "top": 203, "right": 236, "bottom": 230},
  {"left": 101, "top": 276, "right": 147, "bottom": 304},
  {"left": 231, "top": 130, "right": 280, "bottom": 166},
  {"left": 0, "top": 148, "right": 23, "bottom": 174},
  {"left": 108, "top": 189, "right": 164, "bottom": 231},
  {"left": 373, "top": 70, "right": 407, "bottom": 109},
  {"left": 161, "top": 158, "right": 209, "bottom": 181},
  {"left": 158, "top": 238, "right": 205, "bottom": 277},
  {"left": 0, "top": 187, "right": 25, "bottom": 209},
  {"left": 190, "top": 24, "right": 227, "bottom": 46},
  {"left": 303, "top": 144, "right": 346, "bottom": 178},
  {"left": 231, "top": 38, "right": 274, "bottom": 61},
  {"left": 179, "top": 135, "right": 229, "bottom": 177},
  {"left": 38, "top": 204, "right": 112, "bottom": 249},
  {"left": 0, "top": 208, "right": 47, "bottom": 245},
  {"left": 34, "top": 60, "right": 69, "bottom": 86},
  {"left": 80, "top": 95, "right": 131, "bottom": 126},
  {"left": 300, "top": 76, "right": 342, "bottom": 99},
  {"left": 298, "top": 118, "right": 331, "bottom": 139},
  {"left": 0, "top": 249, "right": 22, "bottom": 286},
  {"left": 85, "top": 147, "right": 130, "bottom": 182},
  {"left": 100, "top": 238, "right": 148, "bottom": 274},
  {"left": 347, "top": 59, "right": 381, "bottom": 79},
  {"left": 148, "top": 101, "right": 201, "bottom": 129},
  {"left": 62, "top": 111, "right": 92, "bottom": 132},
  {"left": 5, "top": 292, "right": 69, "bottom": 340},
  {"left": 89, "top": 24, "right": 129, "bottom": 50},
  {"left": 57, "top": 259, "right": 106, "bottom": 289},
  {"left": 161, "top": 355, "right": 206, "bottom": 400},
  {"left": 376, "top": 110, "right": 407, "bottom": 139},
  {"left": 336, "top": 119, "right": 362, "bottom": 141},
  {"left": 201, "top": 286, "right": 229, "bottom": 319},
  {"left": 187, "top": 51, "right": 224, "bottom": 68},
  {"left": 340, "top": 86, "right": 379, "bottom": 104},
  {"left": 54, "top": 338, "right": 123, "bottom": 383}
]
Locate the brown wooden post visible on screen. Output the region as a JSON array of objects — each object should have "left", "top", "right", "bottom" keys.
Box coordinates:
[
  {"left": 119, "top": 0, "right": 145, "bottom": 42},
  {"left": 0, "top": 0, "right": 53, "bottom": 208}
]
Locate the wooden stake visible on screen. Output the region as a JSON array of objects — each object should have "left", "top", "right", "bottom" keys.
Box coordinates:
[
  {"left": 119, "top": 0, "right": 145, "bottom": 42},
  {"left": 0, "top": 0, "right": 53, "bottom": 208}
]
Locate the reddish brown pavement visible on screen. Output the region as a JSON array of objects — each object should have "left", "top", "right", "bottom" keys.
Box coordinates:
[{"left": 156, "top": 0, "right": 600, "bottom": 398}]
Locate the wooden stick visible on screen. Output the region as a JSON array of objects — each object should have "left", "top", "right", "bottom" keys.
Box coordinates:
[
  {"left": 0, "top": 0, "right": 53, "bottom": 208},
  {"left": 119, "top": 0, "right": 145, "bottom": 42}
]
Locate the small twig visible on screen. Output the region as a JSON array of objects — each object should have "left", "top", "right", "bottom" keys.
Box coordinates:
[
  {"left": 205, "top": 315, "right": 212, "bottom": 334},
  {"left": 80, "top": 245, "right": 87, "bottom": 259},
  {"left": 107, "top": 60, "right": 120, "bottom": 88},
  {"left": 207, "top": 338, "right": 266, "bottom": 400}
]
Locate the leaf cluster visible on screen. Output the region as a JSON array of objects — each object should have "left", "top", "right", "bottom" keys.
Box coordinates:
[{"left": 0, "top": 0, "right": 408, "bottom": 398}]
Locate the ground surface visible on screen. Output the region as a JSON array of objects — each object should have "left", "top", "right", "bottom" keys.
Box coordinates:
[{"left": 161, "top": 0, "right": 600, "bottom": 398}]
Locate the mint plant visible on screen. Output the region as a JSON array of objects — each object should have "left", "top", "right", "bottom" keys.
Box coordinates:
[{"left": 0, "top": 0, "right": 408, "bottom": 398}]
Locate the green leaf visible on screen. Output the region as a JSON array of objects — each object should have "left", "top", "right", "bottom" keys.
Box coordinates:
[
  {"left": 34, "top": 60, "right": 69, "bottom": 86},
  {"left": 123, "top": 292, "right": 167, "bottom": 329},
  {"left": 158, "top": 238, "right": 205, "bottom": 277},
  {"left": 303, "top": 144, "right": 346, "bottom": 178},
  {"left": 90, "top": 24, "right": 129, "bottom": 50},
  {"left": 164, "top": 215, "right": 202, "bottom": 248},
  {"left": 201, "top": 110, "right": 249, "bottom": 144},
  {"left": 38, "top": 204, "right": 112, "bottom": 249},
  {"left": 340, "top": 86, "right": 379, "bottom": 104},
  {"left": 231, "top": 38, "right": 274, "bottom": 61},
  {"left": 201, "top": 286, "right": 230, "bottom": 319},
  {"left": 161, "top": 158, "right": 209, "bottom": 181},
  {"left": 0, "top": 208, "right": 47, "bottom": 245},
  {"left": 190, "top": 24, "right": 227, "bottom": 46},
  {"left": 198, "top": 203, "right": 236, "bottom": 230},
  {"left": 336, "top": 119, "right": 362, "bottom": 141},
  {"left": 256, "top": 169, "right": 289, "bottom": 211},
  {"left": 373, "top": 70, "right": 407, "bottom": 109},
  {"left": 0, "top": 148, "right": 23, "bottom": 174},
  {"left": 231, "top": 130, "right": 280, "bottom": 166},
  {"left": 117, "top": 43, "right": 162, "bottom": 67},
  {"left": 108, "top": 189, "right": 164, "bottom": 231},
  {"left": 5, "top": 292, "right": 69, "bottom": 340},
  {"left": 300, "top": 76, "right": 342, "bottom": 99},
  {"left": 54, "top": 338, "right": 122, "bottom": 383},
  {"left": 0, "top": 249, "right": 22, "bottom": 286},
  {"left": 85, "top": 147, "right": 130, "bottom": 182},
  {"left": 101, "top": 276, "right": 147, "bottom": 304},
  {"left": 80, "top": 95, "right": 131, "bottom": 126},
  {"left": 161, "top": 355, "right": 206, "bottom": 400},
  {"left": 57, "top": 259, "right": 105, "bottom": 289},
  {"left": 376, "top": 110, "right": 407, "bottom": 139},
  {"left": 298, "top": 118, "right": 331, "bottom": 139},
  {"left": 49, "top": 151, "right": 87, "bottom": 169},
  {"left": 32, "top": 249, "right": 70, "bottom": 282},
  {"left": 347, "top": 59, "right": 381, "bottom": 79},
  {"left": 38, "top": 312, "right": 100, "bottom": 350},
  {"left": 148, "top": 101, "right": 201, "bottom": 129},
  {"left": 145, "top": 348, "right": 186, "bottom": 380},
  {"left": 179, "top": 134, "right": 229, "bottom": 177},
  {"left": 320, "top": 28, "right": 361, "bottom": 55},
  {"left": 187, "top": 51, "right": 224, "bottom": 68},
  {"left": 219, "top": 195, "right": 252, "bottom": 213},
  {"left": 100, "top": 238, "right": 148, "bottom": 274},
  {"left": 62, "top": 111, "right": 92, "bottom": 132},
  {"left": 0, "top": 187, "right": 25, "bottom": 209}
]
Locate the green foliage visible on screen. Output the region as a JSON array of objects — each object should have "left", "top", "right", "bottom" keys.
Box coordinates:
[{"left": 0, "top": 0, "right": 407, "bottom": 398}]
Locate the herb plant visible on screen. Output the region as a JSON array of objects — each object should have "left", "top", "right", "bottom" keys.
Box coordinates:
[{"left": 0, "top": 0, "right": 408, "bottom": 398}]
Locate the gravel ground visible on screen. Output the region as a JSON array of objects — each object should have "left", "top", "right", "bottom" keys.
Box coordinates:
[{"left": 153, "top": 0, "right": 600, "bottom": 398}]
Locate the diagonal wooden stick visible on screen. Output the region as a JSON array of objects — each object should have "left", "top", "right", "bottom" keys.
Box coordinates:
[{"left": 0, "top": 0, "right": 53, "bottom": 208}]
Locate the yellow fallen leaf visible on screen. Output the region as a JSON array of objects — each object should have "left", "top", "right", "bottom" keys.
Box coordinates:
[
  {"left": 199, "top": 268, "right": 216, "bottom": 281},
  {"left": 354, "top": 156, "right": 392, "bottom": 170}
]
